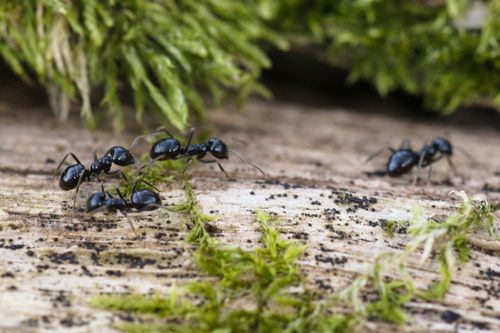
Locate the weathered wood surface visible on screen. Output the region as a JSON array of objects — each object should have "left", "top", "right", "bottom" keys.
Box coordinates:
[{"left": 0, "top": 96, "right": 499, "bottom": 333}]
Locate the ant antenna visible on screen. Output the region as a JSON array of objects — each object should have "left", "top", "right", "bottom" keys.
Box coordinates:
[
  {"left": 229, "top": 149, "right": 266, "bottom": 177},
  {"left": 131, "top": 155, "right": 166, "bottom": 176},
  {"left": 55, "top": 152, "right": 82, "bottom": 174},
  {"left": 455, "top": 146, "right": 480, "bottom": 167},
  {"left": 354, "top": 145, "right": 394, "bottom": 173},
  {"left": 186, "top": 128, "right": 195, "bottom": 146}
]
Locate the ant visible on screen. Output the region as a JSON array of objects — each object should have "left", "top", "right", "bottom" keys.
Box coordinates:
[
  {"left": 182, "top": 131, "right": 266, "bottom": 177},
  {"left": 363, "top": 137, "right": 468, "bottom": 184},
  {"left": 86, "top": 181, "right": 162, "bottom": 230},
  {"left": 57, "top": 146, "right": 136, "bottom": 207},
  {"left": 131, "top": 128, "right": 265, "bottom": 177}
]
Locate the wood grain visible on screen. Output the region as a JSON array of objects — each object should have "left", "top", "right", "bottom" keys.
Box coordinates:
[{"left": 0, "top": 98, "right": 499, "bottom": 332}]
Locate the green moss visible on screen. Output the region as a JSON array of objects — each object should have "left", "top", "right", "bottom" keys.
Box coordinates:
[
  {"left": 383, "top": 220, "right": 409, "bottom": 238},
  {"left": 2, "top": 1, "right": 499, "bottom": 129},
  {"left": 0, "top": 0, "right": 286, "bottom": 130},
  {"left": 92, "top": 177, "right": 498, "bottom": 332},
  {"left": 407, "top": 191, "right": 497, "bottom": 299},
  {"left": 93, "top": 208, "right": 355, "bottom": 332},
  {"left": 268, "top": 0, "right": 500, "bottom": 113}
]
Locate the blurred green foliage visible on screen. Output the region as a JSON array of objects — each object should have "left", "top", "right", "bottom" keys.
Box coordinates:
[
  {"left": 0, "top": 1, "right": 499, "bottom": 130},
  {"left": 0, "top": 0, "right": 285, "bottom": 130},
  {"left": 266, "top": 0, "right": 500, "bottom": 113}
]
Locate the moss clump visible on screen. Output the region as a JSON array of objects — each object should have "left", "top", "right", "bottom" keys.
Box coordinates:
[
  {"left": 0, "top": 0, "right": 285, "bottom": 130},
  {"left": 2, "top": 1, "right": 500, "bottom": 130},
  {"left": 267, "top": 0, "right": 500, "bottom": 113}
]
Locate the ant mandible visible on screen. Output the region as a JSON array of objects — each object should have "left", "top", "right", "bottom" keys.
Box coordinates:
[{"left": 57, "top": 146, "right": 136, "bottom": 207}]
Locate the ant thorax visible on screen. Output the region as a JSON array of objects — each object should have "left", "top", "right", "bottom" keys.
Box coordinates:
[
  {"left": 90, "top": 156, "right": 113, "bottom": 174},
  {"left": 186, "top": 143, "right": 209, "bottom": 159}
]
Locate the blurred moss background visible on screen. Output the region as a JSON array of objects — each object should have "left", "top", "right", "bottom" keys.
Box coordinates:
[{"left": 0, "top": 0, "right": 498, "bottom": 130}]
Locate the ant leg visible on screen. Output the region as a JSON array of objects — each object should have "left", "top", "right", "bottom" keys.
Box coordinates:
[
  {"left": 216, "top": 162, "right": 230, "bottom": 179},
  {"left": 139, "top": 179, "right": 161, "bottom": 193},
  {"left": 56, "top": 152, "right": 82, "bottom": 173},
  {"left": 186, "top": 128, "right": 195, "bottom": 146},
  {"left": 72, "top": 171, "right": 88, "bottom": 208},
  {"left": 129, "top": 128, "right": 176, "bottom": 150},
  {"left": 136, "top": 203, "right": 166, "bottom": 212},
  {"left": 426, "top": 165, "right": 433, "bottom": 186},
  {"left": 229, "top": 149, "right": 266, "bottom": 177},
  {"left": 130, "top": 177, "right": 160, "bottom": 193},
  {"left": 446, "top": 156, "right": 458, "bottom": 175},
  {"left": 118, "top": 210, "right": 137, "bottom": 235},
  {"left": 199, "top": 160, "right": 230, "bottom": 178},
  {"left": 413, "top": 151, "right": 427, "bottom": 186},
  {"left": 183, "top": 158, "right": 194, "bottom": 174},
  {"left": 115, "top": 188, "right": 125, "bottom": 200},
  {"left": 131, "top": 156, "right": 166, "bottom": 176}
]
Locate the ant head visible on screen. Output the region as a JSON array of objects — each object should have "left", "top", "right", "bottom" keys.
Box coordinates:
[
  {"left": 208, "top": 138, "right": 228, "bottom": 159},
  {"left": 431, "top": 137, "right": 453, "bottom": 156},
  {"left": 86, "top": 191, "right": 107, "bottom": 212},
  {"left": 109, "top": 146, "right": 135, "bottom": 166},
  {"left": 150, "top": 138, "right": 183, "bottom": 160}
]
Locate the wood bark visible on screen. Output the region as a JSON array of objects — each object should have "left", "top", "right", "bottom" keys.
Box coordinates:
[{"left": 0, "top": 97, "right": 499, "bottom": 332}]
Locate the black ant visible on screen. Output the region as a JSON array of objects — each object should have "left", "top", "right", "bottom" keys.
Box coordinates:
[
  {"left": 132, "top": 128, "right": 265, "bottom": 177},
  {"left": 183, "top": 131, "right": 265, "bottom": 177},
  {"left": 363, "top": 137, "right": 468, "bottom": 184},
  {"left": 86, "top": 181, "right": 162, "bottom": 230},
  {"left": 57, "top": 146, "right": 136, "bottom": 207}
]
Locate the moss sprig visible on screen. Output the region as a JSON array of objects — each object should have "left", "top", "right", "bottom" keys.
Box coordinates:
[{"left": 337, "top": 190, "right": 498, "bottom": 324}]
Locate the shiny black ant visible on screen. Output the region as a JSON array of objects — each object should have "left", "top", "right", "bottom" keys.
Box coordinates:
[
  {"left": 363, "top": 137, "right": 468, "bottom": 184},
  {"left": 183, "top": 131, "right": 265, "bottom": 177},
  {"left": 86, "top": 181, "right": 162, "bottom": 230},
  {"left": 57, "top": 146, "right": 136, "bottom": 207},
  {"left": 132, "top": 128, "right": 265, "bottom": 177}
]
